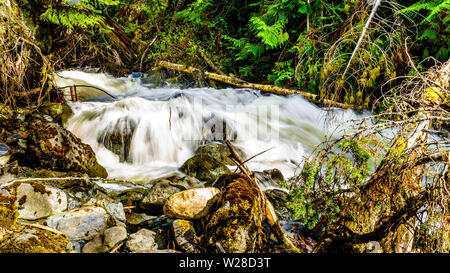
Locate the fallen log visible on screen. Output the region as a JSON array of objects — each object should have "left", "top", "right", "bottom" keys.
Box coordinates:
[{"left": 155, "top": 61, "right": 355, "bottom": 109}]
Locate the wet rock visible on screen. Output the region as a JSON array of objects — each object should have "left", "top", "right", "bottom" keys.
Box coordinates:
[
  {"left": 0, "top": 143, "right": 10, "bottom": 157},
  {"left": 163, "top": 187, "right": 220, "bottom": 220},
  {"left": 179, "top": 154, "right": 231, "bottom": 183},
  {"left": 39, "top": 103, "right": 63, "bottom": 123},
  {"left": 117, "top": 188, "right": 148, "bottom": 206},
  {"left": 126, "top": 228, "right": 158, "bottom": 253},
  {"left": 140, "top": 176, "right": 204, "bottom": 215},
  {"left": 140, "top": 181, "right": 182, "bottom": 214},
  {"left": 203, "top": 173, "right": 267, "bottom": 253},
  {"left": 0, "top": 227, "right": 72, "bottom": 253},
  {"left": 254, "top": 169, "right": 285, "bottom": 190},
  {"left": 104, "top": 226, "right": 128, "bottom": 249},
  {"left": 172, "top": 219, "right": 197, "bottom": 253},
  {"left": 264, "top": 189, "right": 292, "bottom": 222},
  {"left": 97, "top": 117, "right": 136, "bottom": 163},
  {"left": 194, "top": 142, "right": 245, "bottom": 165},
  {"left": 46, "top": 206, "right": 110, "bottom": 241},
  {"left": 10, "top": 122, "right": 107, "bottom": 178},
  {"left": 13, "top": 182, "right": 67, "bottom": 220}
]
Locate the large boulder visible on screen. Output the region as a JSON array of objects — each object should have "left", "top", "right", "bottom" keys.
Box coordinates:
[
  {"left": 10, "top": 121, "right": 107, "bottom": 178},
  {"left": 179, "top": 154, "right": 231, "bottom": 183},
  {"left": 163, "top": 187, "right": 220, "bottom": 220},
  {"left": 46, "top": 206, "right": 110, "bottom": 241}
]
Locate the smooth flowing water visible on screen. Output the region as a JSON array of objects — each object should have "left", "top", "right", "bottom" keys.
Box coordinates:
[{"left": 54, "top": 70, "right": 366, "bottom": 182}]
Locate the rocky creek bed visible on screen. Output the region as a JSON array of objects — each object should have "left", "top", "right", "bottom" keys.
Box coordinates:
[{"left": 0, "top": 103, "right": 299, "bottom": 253}]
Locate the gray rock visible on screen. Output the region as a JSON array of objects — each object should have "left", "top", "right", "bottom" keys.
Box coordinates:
[
  {"left": 126, "top": 229, "right": 158, "bottom": 253},
  {"left": 104, "top": 226, "right": 127, "bottom": 248},
  {"left": 16, "top": 182, "right": 67, "bottom": 220},
  {"left": 105, "top": 202, "right": 126, "bottom": 222},
  {"left": 97, "top": 117, "right": 136, "bottom": 163},
  {"left": 140, "top": 176, "right": 204, "bottom": 214},
  {"left": 0, "top": 143, "right": 10, "bottom": 157},
  {"left": 82, "top": 234, "right": 108, "bottom": 253},
  {"left": 46, "top": 206, "right": 110, "bottom": 241}
]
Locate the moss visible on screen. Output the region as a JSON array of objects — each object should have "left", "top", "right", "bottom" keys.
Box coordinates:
[
  {"left": 0, "top": 228, "right": 72, "bottom": 253},
  {"left": 204, "top": 173, "right": 266, "bottom": 252},
  {"left": 0, "top": 193, "right": 18, "bottom": 229}
]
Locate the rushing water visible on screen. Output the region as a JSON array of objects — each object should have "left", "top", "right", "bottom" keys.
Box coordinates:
[{"left": 54, "top": 70, "right": 366, "bottom": 182}]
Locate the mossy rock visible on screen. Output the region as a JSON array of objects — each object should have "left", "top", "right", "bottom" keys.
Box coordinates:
[
  {"left": 179, "top": 154, "right": 231, "bottom": 184},
  {"left": 194, "top": 142, "right": 245, "bottom": 166},
  {"left": 0, "top": 228, "right": 72, "bottom": 253},
  {"left": 0, "top": 190, "right": 18, "bottom": 229},
  {"left": 11, "top": 121, "right": 107, "bottom": 178},
  {"left": 203, "top": 173, "right": 267, "bottom": 253}
]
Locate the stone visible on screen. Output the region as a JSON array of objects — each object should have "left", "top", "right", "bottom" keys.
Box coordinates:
[
  {"left": 194, "top": 142, "right": 245, "bottom": 165},
  {"left": 163, "top": 187, "right": 220, "bottom": 220},
  {"left": 46, "top": 206, "right": 110, "bottom": 241},
  {"left": 15, "top": 182, "right": 67, "bottom": 220},
  {"left": 104, "top": 226, "right": 128, "bottom": 248},
  {"left": 139, "top": 181, "right": 181, "bottom": 214},
  {"left": 254, "top": 169, "right": 285, "bottom": 190},
  {"left": 10, "top": 122, "right": 107, "bottom": 178},
  {"left": 179, "top": 154, "right": 231, "bottom": 183},
  {"left": 0, "top": 227, "right": 72, "bottom": 253},
  {"left": 126, "top": 229, "right": 158, "bottom": 253},
  {"left": 82, "top": 234, "right": 108, "bottom": 253},
  {"left": 97, "top": 117, "right": 136, "bottom": 163},
  {"left": 0, "top": 143, "right": 10, "bottom": 157},
  {"left": 105, "top": 202, "right": 126, "bottom": 222},
  {"left": 139, "top": 176, "right": 204, "bottom": 214},
  {"left": 172, "top": 219, "right": 197, "bottom": 253}
]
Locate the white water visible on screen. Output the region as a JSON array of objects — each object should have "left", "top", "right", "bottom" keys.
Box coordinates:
[{"left": 55, "top": 70, "right": 367, "bottom": 182}]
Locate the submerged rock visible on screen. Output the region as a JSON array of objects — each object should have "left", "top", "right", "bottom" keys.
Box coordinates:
[
  {"left": 46, "top": 206, "right": 110, "bottom": 241},
  {"left": 179, "top": 154, "right": 231, "bottom": 183},
  {"left": 163, "top": 187, "right": 220, "bottom": 220},
  {"left": 97, "top": 117, "right": 136, "bottom": 163},
  {"left": 203, "top": 173, "right": 267, "bottom": 253}
]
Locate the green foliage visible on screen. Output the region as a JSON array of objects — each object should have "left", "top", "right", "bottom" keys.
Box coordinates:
[
  {"left": 39, "top": 0, "right": 119, "bottom": 30},
  {"left": 286, "top": 137, "right": 378, "bottom": 230}
]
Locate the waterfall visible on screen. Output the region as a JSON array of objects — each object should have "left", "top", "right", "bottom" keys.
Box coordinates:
[{"left": 55, "top": 70, "right": 367, "bottom": 182}]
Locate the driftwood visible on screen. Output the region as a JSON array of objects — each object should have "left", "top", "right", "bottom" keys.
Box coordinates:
[
  {"left": 224, "top": 140, "right": 301, "bottom": 253},
  {"left": 155, "top": 61, "right": 355, "bottom": 109}
]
